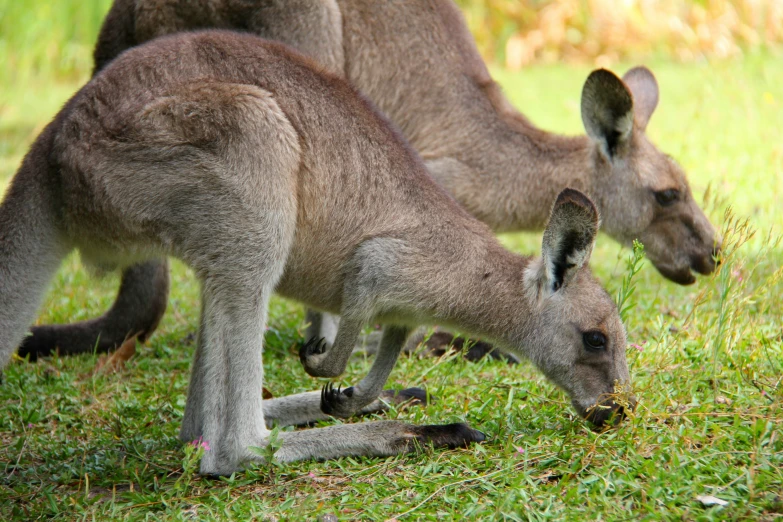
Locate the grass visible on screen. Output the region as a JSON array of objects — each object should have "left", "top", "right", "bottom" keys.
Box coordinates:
[{"left": 1, "top": 9, "right": 782, "bottom": 522}]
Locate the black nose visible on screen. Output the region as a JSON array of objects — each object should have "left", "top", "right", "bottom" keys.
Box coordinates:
[{"left": 691, "top": 247, "right": 721, "bottom": 275}]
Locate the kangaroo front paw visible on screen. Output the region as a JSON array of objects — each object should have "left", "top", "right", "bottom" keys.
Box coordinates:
[
  {"left": 299, "top": 336, "right": 327, "bottom": 363},
  {"left": 320, "top": 382, "right": 364, "bottom": 418},
  {"left": 299, "top": 337, "right": 340, "bottom": 377}
]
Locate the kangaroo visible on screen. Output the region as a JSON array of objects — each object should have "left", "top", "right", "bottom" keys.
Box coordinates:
[
  {"left": 18, "top": 0, "right": 717, "bottom": 361},
  {"left": 1, "top": 32, "right": 632, "bottom": 475}
]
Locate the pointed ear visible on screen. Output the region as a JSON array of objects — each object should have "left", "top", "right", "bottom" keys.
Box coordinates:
[
  {"left": 622, "top": 66, "right": 659, "bottom": 131},
  {"left": 541, "top": 189, "right": 600, "bottom": 292},
  {"left": 581, "top": 69, "right": 634, "bottom": 160}
]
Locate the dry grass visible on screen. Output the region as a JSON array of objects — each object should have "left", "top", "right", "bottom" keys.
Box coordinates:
[{"left": 457, "top": 0, "right": 783, "bottom": 67}]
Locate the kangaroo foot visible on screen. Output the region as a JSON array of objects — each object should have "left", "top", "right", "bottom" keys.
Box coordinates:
[
  {"left": 401, "top": 423, "right": 486, "bottom": 450},
  {"left": 377, "top": 387, "right": 430, "bottom": 409}
]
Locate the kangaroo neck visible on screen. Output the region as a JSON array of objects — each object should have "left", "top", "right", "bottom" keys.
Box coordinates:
[
  {"left": 419, "top": 242, "right": 534, "bottom": 349},
  {"left": 421, "top": 83, "right": 596, "bottom": 234}
]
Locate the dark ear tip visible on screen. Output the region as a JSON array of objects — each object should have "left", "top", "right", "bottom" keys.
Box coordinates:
[
  {"left": 585, "top": 68, "right": 621, "bottom": 86},
  {"left": 554, "top": 188, "right": 599, "bottom": 227},
  {"left": 555, "top": 188, "right": 596, "bottom": 211},
  {"left": 581, "top": 69, "right": 633, "bottom": 115}
]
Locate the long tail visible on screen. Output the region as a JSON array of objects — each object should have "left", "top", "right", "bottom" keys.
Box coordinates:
[
  {"left": 17, "top": 260, "right": 169, "bottom": 360},
  {"left": 0, "top": 130, "right": 69, "bottom": 367}
]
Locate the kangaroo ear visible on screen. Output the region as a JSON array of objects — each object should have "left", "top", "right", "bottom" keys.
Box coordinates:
[
  {"left": 622, "top": 66, "right": 659, "bottom": 131},
  {"left": 581, "top": 69, "right": 634, "bottom": 160},
  {"left": 541, "top": 189, "right": 600, "bottom": 292}
]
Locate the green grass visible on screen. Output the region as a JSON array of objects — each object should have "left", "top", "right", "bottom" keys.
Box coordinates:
[{"left": 1, "top": 11, "right": 782, "bottom": 521}]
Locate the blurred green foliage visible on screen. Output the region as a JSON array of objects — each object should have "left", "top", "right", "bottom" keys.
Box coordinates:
[
  {"left": 0, "top": 0, "right": 112, "bottom": 84},
  {"left": 1, "top": 0, "right": 781, "bottom": 89}
]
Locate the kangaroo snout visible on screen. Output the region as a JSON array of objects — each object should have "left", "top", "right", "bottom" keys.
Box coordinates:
[
  {"left": 575, "top": 394, "right": 637, "bottom": 428},
  {"left": 587, "top": 403, "right": 625, "bottom": 428},
  {"left": 645, "top": 226, "right": 721, "bottom": 285},
  {"left": 690, "top": 240, "right": 722, "bottom": 276}
]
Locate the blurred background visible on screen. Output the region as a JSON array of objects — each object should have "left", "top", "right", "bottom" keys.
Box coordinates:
[
  {"left": 458, "top": 0, "right": 783, "bottom": 68},
  {"left": 1, "top": 1, "right": 781, "bottom": 82}
]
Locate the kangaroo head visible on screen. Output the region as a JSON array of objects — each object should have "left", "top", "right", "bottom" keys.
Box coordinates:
[
  {"left": 520, "top": 189, "right": 633, "bottom": 427},
  {"left": 580, "top": 66, "right": 719, "bottom": 285}
]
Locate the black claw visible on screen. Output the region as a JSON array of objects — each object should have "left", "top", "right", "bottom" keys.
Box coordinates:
[
  {"left": 299, "top": 336, "right": 327, "bottom": 366},
  {"left": 320, "top": 382, "right": 344, "bottom": 415}
]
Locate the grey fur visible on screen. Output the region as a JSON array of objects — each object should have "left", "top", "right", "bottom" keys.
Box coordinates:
[
  {"left": 1, "top": 32, "right": 630, "bottom": 474},
  {"left": 20, "top": 0, "right": 718, "bottom": 359}
]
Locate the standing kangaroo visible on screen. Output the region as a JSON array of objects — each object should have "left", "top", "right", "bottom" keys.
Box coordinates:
[
  {"left": 1, "top": 32, "right": 632, "bottom": 474},
  {"left": 18, "top": 0, "right": 718, "bottom": 360}
]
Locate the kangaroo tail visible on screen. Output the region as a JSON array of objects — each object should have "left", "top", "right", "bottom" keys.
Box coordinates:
[
  {"left": 0, "top": 129, "right": 69, "bottom": 367},
  {"left": 17, "top": 260, "right": 169, "bottom": 361}
]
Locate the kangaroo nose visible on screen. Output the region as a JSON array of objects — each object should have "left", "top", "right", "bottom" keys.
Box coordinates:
[
  {"left": 691, "top": 242, "right": 722, "bottom": 275},
  {"left": 587, "top": 401, "right": 628, "bottom": 428},
  {"left": 712, "top": 241, "right": 722, "bottom": 265}
]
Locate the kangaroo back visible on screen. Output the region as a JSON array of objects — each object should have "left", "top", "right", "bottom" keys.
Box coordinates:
[{"left": 95, "top": 0, "right": 717, "bottom": 274}]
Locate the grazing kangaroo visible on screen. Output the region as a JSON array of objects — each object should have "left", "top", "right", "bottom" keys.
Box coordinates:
[
  {"left": 19, "top": 0, "right": 717, "bottom": 361},
  {"left": 1, "top": 32, "right": 632, "bottom": 474}
]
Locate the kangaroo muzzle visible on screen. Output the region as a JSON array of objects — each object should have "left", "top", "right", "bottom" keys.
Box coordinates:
[{"left": 573, "top": 394, "right": 637, "bottom": 428}]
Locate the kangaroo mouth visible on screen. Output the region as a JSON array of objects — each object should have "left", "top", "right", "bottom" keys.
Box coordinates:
[
  {"left": 653, "top": 262, "right": 697, "bottom": 285},
  {"left": 585, "top": 403, "right": 626, "bottom": 427},
  {"left": 652, "top": 250, "right": 719, "bottom": 286},
  {"left": 690, "top": 251, "right": 719, "bottom": 275},
  {"left": 573, "top": 397, "right": 634, "bottom": 428}
]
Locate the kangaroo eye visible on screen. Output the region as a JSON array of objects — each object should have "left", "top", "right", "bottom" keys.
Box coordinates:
[
  {"left": 583, "top": 331, "right": 607, "bottom": 352},
  {"left": 654, "top": 189, "right": 680, "bottom": 207}
]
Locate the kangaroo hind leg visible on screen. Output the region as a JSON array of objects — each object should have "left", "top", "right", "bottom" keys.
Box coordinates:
[
  {"left": 272, "top": 420, "right": 486, "bottom": 464},
  {"left": 111, "top": 82, "right": 303, "bottom": 475}
]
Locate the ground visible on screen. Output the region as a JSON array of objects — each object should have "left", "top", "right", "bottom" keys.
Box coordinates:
[{"left": 0, "top": 53, "right": 781, "bottom": 519}]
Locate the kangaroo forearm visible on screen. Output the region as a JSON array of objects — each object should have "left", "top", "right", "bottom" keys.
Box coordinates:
[{"left": 320, "top": 325, "right": 411, "bottom": 418}]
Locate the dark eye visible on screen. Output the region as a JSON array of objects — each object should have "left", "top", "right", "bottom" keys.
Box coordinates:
[
  {"left": 654, "top": 189, "right": 680, "bottom": 207},
  {"left": 583, "top": 331, "right": 607, "bottom": 352}
]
